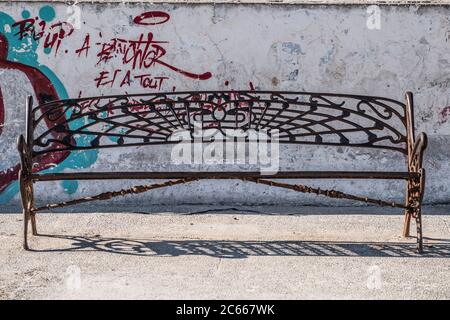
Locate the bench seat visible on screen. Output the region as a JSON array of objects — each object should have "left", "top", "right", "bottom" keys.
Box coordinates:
[{"left": 31, "top": 171, "right": 418, "bottom": 181}]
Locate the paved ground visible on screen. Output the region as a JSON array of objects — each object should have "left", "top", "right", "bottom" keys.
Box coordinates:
[{"left": 0, "top": 207, "right": 449, "bottom": 299}]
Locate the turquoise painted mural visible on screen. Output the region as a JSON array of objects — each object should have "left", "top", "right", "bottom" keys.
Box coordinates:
[{"left": 0, "top": 5, "right": 98, "bottom": 204}]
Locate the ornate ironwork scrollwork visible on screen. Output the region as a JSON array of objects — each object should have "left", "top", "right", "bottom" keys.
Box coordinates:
[{"left": 31, "top": 91, "right": 408, "bottom": 156}]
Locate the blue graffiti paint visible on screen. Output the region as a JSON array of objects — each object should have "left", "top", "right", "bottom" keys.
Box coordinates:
[
  {"left": 319, "top": 45, "right": 336, "bottom": 66},
  {"left": 21, "top": 10, "right": 30, "bottom": 19},
  {"left": 39, "top": 5, "right": 55, "bottom": 22},
  {"left": 40, "top": 6, "right": 54, "bottom": 56},
  {"left": 0, "top": 8, "right": 98, "bottom": 203},
  {"left": 282, "top": 42, "right": 305, "bottom": 55}
]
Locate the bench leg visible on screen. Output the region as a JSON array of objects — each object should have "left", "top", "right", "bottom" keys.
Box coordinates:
[
  {"left": 415, "top": 169, "right": 426, "bottom": 253},
  {"left": 30, "top": 212, "right": 37, "bottom": 236},
  {"left": 23, "top": 208, "right": 30, "bottom": 250},
  {"left": 415, "top": 207, "right": 423, "bottom": 253},
  {"left": 403, "top": 172, "right": 425, "bottom": 253},
  {"left": 402, "top": 181, "right": 413, "bottom": 237},
  {"left": 23, "top": 210, "right": 37, "bottom": 249},
  {"left": 403, "top": 211, "right": 412, "bottom": 237},
  {"left": 19, "top": 172, "right": 35, "bottom": 250}
]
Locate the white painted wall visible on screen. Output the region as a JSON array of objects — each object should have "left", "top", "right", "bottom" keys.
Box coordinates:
[{"left": 0, "top": 2, "right": 449, "bottom": 210}]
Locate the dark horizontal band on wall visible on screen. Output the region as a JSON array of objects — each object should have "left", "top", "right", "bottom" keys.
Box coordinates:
[{"left": 31, "top": 171, "right": 418, "bottom": 181}]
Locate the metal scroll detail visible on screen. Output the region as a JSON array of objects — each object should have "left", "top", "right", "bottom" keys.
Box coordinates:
[{"left": 31, "top": 91, "right": 408, "bottom": 156}]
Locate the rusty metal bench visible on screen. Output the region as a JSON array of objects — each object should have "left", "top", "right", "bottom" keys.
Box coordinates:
[{"left": 17, "top": 91, "right": 427, "bottom": 252}]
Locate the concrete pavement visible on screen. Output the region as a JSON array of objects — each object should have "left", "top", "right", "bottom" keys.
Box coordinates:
[{"left": 0, "top": 207, "right": 449, "bottom": 299}]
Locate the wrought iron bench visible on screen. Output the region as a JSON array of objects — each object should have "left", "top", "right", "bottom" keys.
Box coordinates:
[{"left": 17, "top": 91, "right": 427, "bottom": 252}]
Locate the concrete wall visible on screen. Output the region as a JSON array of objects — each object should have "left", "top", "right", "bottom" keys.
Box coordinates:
[{"left": 1, "top": 1, "right": 449, "bottom": 210}]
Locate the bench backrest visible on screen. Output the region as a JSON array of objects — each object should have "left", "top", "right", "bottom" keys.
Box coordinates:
[{"left": 28, "top": 91, "right": 412, "bottom": 157}]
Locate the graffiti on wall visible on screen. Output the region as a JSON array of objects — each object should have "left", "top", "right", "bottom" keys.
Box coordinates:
[
  {"left": 0, "top": 6, "right": 75, "bottom": 203},
  {"left": 0, "top": 6, "right": 216, "bottom": 204},
  {"left": 80, "top": 10, "right": 212, "bottom": 92}
]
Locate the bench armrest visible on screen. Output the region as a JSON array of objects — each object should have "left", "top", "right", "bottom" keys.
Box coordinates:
[
  {"left": 17, "top": 134, "right": 32, "bottom": 175},
  {"left": 409, "top": 132, "right": 427, "bottom": 171}
]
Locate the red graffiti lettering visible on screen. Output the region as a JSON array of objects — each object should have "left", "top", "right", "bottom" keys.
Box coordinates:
[
  {"left": 12, "top": 18, "right": 45, "bottom": 40},
  {"left": 120, "top": 70, "right": 132, "bottom": 87},
  {"left": 96, "top": 32, "right": 212, "bottom": 80},
  {"left": 12, "top": 18, "right": 74, "bottom": 55},
  {"left": 133, "top": 11, "right": 170, "bottom": 26},
  {"left": 94, "top": 69, "right": 121, "bottom": 88},
  {"left": 75, "top": 34, "right": 90, "bottom": 57},
  {"left": 134, "top": 74, "right": 168, "bottom": 90},
  {"left": 438, "top": 106, "right": 450, "bottom": 124},
  {"left": 42, "top": 22, "right": 74, "bottom": 54}
]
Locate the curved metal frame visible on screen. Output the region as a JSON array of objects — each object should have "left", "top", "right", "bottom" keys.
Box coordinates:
[
  {"left": 17, "top": 91, "right": 428, "bottom": 252},
  {"left": 31, "top": 91, "right": 408, "bottom": 155}
]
